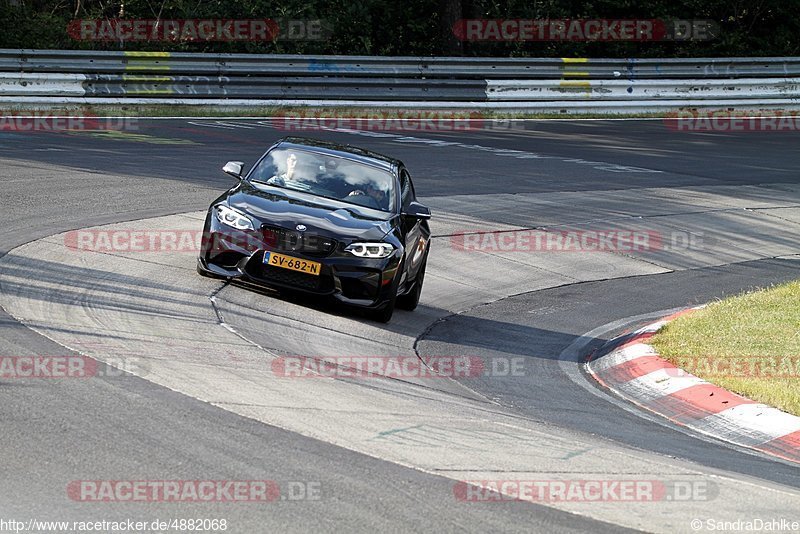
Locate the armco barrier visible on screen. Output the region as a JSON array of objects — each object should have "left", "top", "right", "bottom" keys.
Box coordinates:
[{"left": 1, "top": 49, "right": 799, "bottom": 112}]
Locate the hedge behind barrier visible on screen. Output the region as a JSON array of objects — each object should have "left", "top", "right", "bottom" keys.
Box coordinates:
[{"left": 1, "top": 0, "right": 797, "bottom": 58}]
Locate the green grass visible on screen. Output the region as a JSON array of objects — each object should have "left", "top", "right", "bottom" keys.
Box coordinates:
[{"left": 651, "top": 280, "right": 800, "bottom": 416}]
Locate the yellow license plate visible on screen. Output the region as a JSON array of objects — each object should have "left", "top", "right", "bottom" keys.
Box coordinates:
[{"left": 263, "top": 252, "right": 321, "bottom": 276}]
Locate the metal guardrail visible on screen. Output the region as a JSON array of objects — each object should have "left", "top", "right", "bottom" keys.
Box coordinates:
[
  {"left": 1, "top": 49, "right": 799, "bottom": 111},
  {"left": 4, "top": 50, "right": 800, "bottom": 78}
]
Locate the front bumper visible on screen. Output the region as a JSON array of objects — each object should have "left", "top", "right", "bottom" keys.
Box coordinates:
[{"left": 198, "top": 226, "right": 400, "bottom": 309}]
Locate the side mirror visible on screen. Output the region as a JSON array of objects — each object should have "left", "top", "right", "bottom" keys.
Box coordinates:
[
  {"left": 403, "top": 201, "right": 431, "bottom": 220},
  {"left": 222, "top": 161, "right": 244, "bottom": 179}
]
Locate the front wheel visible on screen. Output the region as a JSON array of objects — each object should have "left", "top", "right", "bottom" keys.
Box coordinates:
[
  {"left": 370, "top": 299, "right": 395, "bottom": 323},
  {"left": 396, "top": 254, "right": 427, "bottom": 311},
  {"left": 369, "top": 260, "right": 404, "bottom": 323}
]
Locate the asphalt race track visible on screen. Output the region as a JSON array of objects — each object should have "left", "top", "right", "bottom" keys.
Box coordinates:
[{"left": 1, "top": 118, "right": 799, "bottom": 533}]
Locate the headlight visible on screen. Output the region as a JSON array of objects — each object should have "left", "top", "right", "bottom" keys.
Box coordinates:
[
  {"left": 345, "top": 242, "right": 395, "bottom": 259},
  {"left": 215, "top": 205, "right": 254, "bottom": 231}
]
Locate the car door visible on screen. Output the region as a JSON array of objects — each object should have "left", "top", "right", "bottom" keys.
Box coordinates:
[{"left": 398, "top": 168, "right": 428, "bottom": 288}]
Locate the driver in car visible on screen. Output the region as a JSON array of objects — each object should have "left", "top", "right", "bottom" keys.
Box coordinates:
[
  {"left": 347, "top": 181, "right": 387, "bottom": 209},
  {"left": 267, "top": 152, "right": 298, "bottom": 186}
]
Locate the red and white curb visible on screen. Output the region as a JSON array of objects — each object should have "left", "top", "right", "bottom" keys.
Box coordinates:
[{"left": 587, "top": 308, "right": 800, "bottom": 465}]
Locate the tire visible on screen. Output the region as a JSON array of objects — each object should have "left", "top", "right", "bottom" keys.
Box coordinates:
[
  {"left": 371, "top": 298, "right": 395, "bottom": 323},
  {"left": 396, "top": 253, "right": 427, "bottom": 311},
  {"left": 370, "top": 259, "right": 403, "bottom": 323}
]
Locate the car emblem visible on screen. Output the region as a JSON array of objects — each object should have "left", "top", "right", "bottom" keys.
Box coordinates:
[{"left": 296, "top": 224, "right": 307, "bottom": 232}]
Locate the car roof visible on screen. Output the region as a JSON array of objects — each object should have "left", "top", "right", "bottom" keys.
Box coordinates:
[{"left": 274, "top": 137, "right": 401, "bottom": 173}]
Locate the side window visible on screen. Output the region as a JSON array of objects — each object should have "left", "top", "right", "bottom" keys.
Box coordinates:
[{"left": 400, "top": 170, "right": 412, "bottom": 209}]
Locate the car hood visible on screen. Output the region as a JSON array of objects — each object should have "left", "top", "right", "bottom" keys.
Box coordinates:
[{"left": 228, "top": 182, "right": 394, "bottom": 242}]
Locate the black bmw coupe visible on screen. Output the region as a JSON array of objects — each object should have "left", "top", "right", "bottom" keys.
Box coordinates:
[{"left": 197, "top": 137, "right": 431, "bottom": 322}]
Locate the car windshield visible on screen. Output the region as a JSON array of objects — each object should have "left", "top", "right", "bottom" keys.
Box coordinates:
[{"left": 248, "top": 148, "right": 396, "bottom": 212}]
